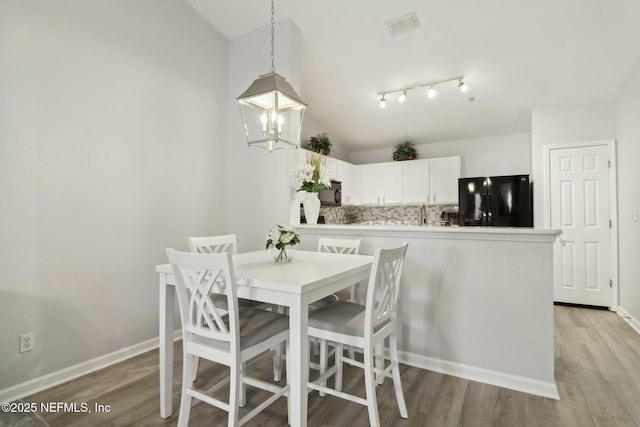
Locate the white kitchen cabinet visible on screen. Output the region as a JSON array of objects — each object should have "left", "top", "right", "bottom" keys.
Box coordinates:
[
  {"left": 403, "top": 159, "right": 431, "bottom": 204},
  {"left": 337, "top": 160, "right": 359, "bottom": 205},
  {"left": 359, "top": 162, "right": 403, "bottom": 204},
  {"left": 429, "top": 156, "right": 460, "bottom": 204},
  {"left": 400, "top": 156, "right": 461, "bottom": 204}
]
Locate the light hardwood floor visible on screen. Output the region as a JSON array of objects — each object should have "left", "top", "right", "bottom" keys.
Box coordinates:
[{"left": 3, "top": 305, "right": 640, "bottom": 427}]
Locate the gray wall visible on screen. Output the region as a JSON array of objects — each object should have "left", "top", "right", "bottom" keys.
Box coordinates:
[
  {"left": 615, "top": 56, "right": 640, "bottom": 325},
  {"left": 347, "top": 133, "right": 531, "bottom": 178},
  {"left": 0, "top": 0, "right": 229, "bottom": 389}
]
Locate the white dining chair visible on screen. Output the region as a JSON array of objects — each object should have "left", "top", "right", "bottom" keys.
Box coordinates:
[
  {"left": 307, "top": 243, "right": 409, "bottom": 427},
  {"left": 188, "top": 234, "right": 284, "bottom": 397},
  {"left": 166, "top": 249, "right": 290, "bottom": 427},
  {"left": 310, "top": 237, "right": 362, "bottom": 393},
  {"left": 314, "top": 237, "right": 362, "bottom": 304}
]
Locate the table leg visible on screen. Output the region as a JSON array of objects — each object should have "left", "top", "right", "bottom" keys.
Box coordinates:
[
  {"left": 159, "top": 273, "right": 175, "bottom": 419},
  {"left": 288, "top": 301, "right": 309, "bottom": 427}
]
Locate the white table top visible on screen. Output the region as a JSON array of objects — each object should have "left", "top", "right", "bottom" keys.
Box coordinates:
[{"left": 157, "top": 249, "right": 373, "bottom": 296}]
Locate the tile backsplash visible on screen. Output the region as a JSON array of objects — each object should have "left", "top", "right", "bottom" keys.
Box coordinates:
[{"left": 320, "top": 204, "right": 459, "bottom": 226}]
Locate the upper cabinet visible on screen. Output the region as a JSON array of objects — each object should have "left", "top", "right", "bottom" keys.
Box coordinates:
[
  {"left": 360, "top": 162, "right": 403, "bottom": 205},
  {"left": 402, "top": 156, "right": 460, "bottom": 204},
  {"left": 289, "top": 149, "right": 459, "bottom": 206},
  {"left": 359, "top": 156, "right": 460, "bottom": 205},
  {"left": 429, "top": 156, "right": 460, "bottom": 204}
]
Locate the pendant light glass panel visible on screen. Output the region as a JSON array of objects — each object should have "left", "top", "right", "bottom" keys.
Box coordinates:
[{"left": 238, "top": 72, "right": 306, "bottom": 151}]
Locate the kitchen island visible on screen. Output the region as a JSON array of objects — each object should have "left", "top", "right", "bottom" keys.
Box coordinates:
[{"left": 296, "top": 224, "right": 561, "bottom": 399}]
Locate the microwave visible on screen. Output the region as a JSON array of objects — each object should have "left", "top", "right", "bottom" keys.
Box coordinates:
[{"left": 318, "top": 180, "right": 341, "bottom": 206}]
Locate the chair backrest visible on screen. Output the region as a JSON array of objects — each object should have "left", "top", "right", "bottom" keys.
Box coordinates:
[
  {"left": 317, "top": 237, "right": 362, "bottom": 255},
  {"left": 166, "top": 249, "right": 240, "bottom": 352},
  {"left": 364, "top": 243, "right": 408, "bottom": 334},
  {"left": 188, "top": 234, "right": 238, "bottom": 254}
]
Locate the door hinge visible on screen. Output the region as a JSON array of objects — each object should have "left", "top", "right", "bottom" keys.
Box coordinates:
[
  {"left": 609, "top": 219, "right": 612, "bottom": 228},
  {"left": 610, "top": 279, "right": 613, "bottom": 288},
  {"left": 608, "top": 160, "right": 611, "bottom": 169}
]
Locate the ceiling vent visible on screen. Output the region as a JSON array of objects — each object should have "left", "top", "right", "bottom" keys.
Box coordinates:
[{"left": 385, "top": 12, "right": 420, "bottom": 37}]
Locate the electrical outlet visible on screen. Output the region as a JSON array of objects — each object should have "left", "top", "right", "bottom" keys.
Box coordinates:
[{"left": 19, "top": 333, "right": 34, "bottom": 353}]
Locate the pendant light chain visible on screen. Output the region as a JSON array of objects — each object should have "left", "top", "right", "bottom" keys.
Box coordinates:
[{"left": 270, "top": 0, "right": 276, "bottom": 73}]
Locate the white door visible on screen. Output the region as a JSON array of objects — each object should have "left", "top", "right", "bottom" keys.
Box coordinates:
[{"left": 550, "top": 145, "right": 611, "bottom": 307}]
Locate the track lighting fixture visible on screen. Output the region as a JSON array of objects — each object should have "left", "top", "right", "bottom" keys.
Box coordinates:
[
  {"left": 376, "top": 75, "right": 469, "bottom": 107},
  {"left": 458, "top": 78, "right": 469, "bottom": 93}
]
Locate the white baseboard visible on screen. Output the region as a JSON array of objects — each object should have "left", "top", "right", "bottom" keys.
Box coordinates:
[
  {"left": 3, "top": 331, "right": 561, "bottom": 404},
  {"left": 396, "top": 350, "right": 560, "bottom": 400},
  {"left": 0, "top": 330, "right": 182, "bottom": 405},
  {"left": 617, "top": 306, "right": 640, "bottom": 336}
]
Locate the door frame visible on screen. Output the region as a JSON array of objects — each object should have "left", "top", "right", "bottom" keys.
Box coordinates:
[{"left": 542, "top": 139, "right": 619, "bottom": 310}]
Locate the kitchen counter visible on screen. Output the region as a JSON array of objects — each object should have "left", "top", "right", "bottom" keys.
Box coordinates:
[
  {"left": 296, "top": 223, "right": 560, "bottom": 242},
  {"left": 295, "top": 223, "right": 561, "bottom": 399}
]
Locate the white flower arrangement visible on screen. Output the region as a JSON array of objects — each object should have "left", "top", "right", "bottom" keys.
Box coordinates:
[
  {"left": 266, "top": 225, "right": 301, "bottom": 263},
  {"left": 290, "top": 155, "right": 331, "bottom": 193}
]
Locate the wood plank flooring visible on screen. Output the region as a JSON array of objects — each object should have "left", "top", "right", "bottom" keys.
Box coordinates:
[{"left": 2, "top": 305, "right": 639, "bottom": 427}]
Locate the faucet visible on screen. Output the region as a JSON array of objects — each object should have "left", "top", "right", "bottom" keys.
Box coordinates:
[{"left": 419, "top": 204, "right": 427, "bottom": 226}]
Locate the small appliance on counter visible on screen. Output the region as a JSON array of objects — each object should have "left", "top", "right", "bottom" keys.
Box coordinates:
[
  {"left": 318, "top": 180, "right": 341, "bottom": 207},
  {"left": 458, "top": 175, "right": 533, "bottom": 227},
  {"left": 440, "top": 210, "right": 458, "bottom": 226}
]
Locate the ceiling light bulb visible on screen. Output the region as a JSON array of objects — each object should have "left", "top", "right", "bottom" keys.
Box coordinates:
[
  {"left": 427, "top": 86, "right": 436, "bottom": 99},
  {"left": 398, "top": 91, "right": 407, "bottom": 103},
  {"left": 458, "top": 79, "right": 469, "bottom": 93},
  {"left": 379, "top": 95, "right": 386, "bottom": 108}
]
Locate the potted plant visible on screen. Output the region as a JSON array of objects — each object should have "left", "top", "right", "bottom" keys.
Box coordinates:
[
  {"left": 392, "top": 141, "right": 417, "bottom": 161},
  {"left": 307, "top": 133, "right": 333, "bottom": 156}
]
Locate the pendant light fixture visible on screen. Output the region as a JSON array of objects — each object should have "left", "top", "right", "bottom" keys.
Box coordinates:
[{"left": 237, "top": 0, "right": 307, "bottom": 152}]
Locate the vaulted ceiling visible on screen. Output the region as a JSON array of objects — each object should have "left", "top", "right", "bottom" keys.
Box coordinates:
[{"left": 185, "top": 0, "right": 640, "bottom": 151}]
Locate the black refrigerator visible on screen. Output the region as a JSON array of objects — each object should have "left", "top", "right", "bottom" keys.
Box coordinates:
[{"left": 458, "top": 175, "right": 533, "bottom": 227}]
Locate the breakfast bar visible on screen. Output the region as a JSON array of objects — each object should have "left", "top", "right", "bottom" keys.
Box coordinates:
[{"left": 295, "top": 224, "right": 562, "bottom": 399}]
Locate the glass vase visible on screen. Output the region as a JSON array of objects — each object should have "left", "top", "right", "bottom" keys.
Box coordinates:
[{"left": 271, "top": 246, "right": 294, "bottom": 263}]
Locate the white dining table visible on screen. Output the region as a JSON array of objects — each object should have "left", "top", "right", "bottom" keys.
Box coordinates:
[{"left": 156, "top": 249, "right": 373, "bottom": 427}]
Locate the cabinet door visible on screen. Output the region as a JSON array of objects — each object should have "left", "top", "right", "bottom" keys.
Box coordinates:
[
  {"left": 324, "top": 156, "right": 339, "bottom": 182},
  {"left": 380, "top": 163, "right": 403, "bottom": 204},
  {"left": 359, "top": 164, "right": 380, "bottom": 204},
  {"left": 403, "top": 159, "right": 430, "bottom": 204},
  {"left": 337, "top": 161, "right": 354, "bottom": 204},
  {"left": 430, "top": 156, "right": 460, "bottom": 204}
]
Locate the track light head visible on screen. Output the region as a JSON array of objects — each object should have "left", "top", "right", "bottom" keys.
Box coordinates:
[
  {"left": 427, "top": 85, "right": 436, "bottom": 99},
  {"left": 398, "top": 91, "right": 407, "bottom": 103},
  {"left": 458, "top": 79, "right": 469, "bottom": 93},
  {"left": 379, "top": 95, "right": 386, "bottom": 108}
]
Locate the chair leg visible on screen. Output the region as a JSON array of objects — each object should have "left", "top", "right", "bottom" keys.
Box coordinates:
[
  {"left": 389, "top": 333, "right": 408, "bottom": 418},
  {"left": 374, "top": 342, "right": 385, "bottom": 385},
  {"left": 273, "top": 343, "right": 284, "bottom": 381},
  {"left": 335, "top": 343, "right": 344, "bottom": 392},
  {"left": 191, "top": 356, "right": 199, "bottom": 382},
  {"left": 319, "top": 339, "right": 328, "bottom": 397},
  {"left": 285, "top": 340, "right": 292, "bottom": 426},
  {"left": 229, "top": 360, "right": 240, "bottom": 427},
  {"left": 178, "top": 352, "right": 194, "bottom": 427},
  {"left": 363, "top": 346, "right": 381, "bottom": 427},
  {"left": 239, "top": 362, "right": 247, "bottom": 408}
]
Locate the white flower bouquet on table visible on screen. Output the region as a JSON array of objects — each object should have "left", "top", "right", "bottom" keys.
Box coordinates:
[{"left": 266, "top": 225, "right": 301, "bottom": 263}]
